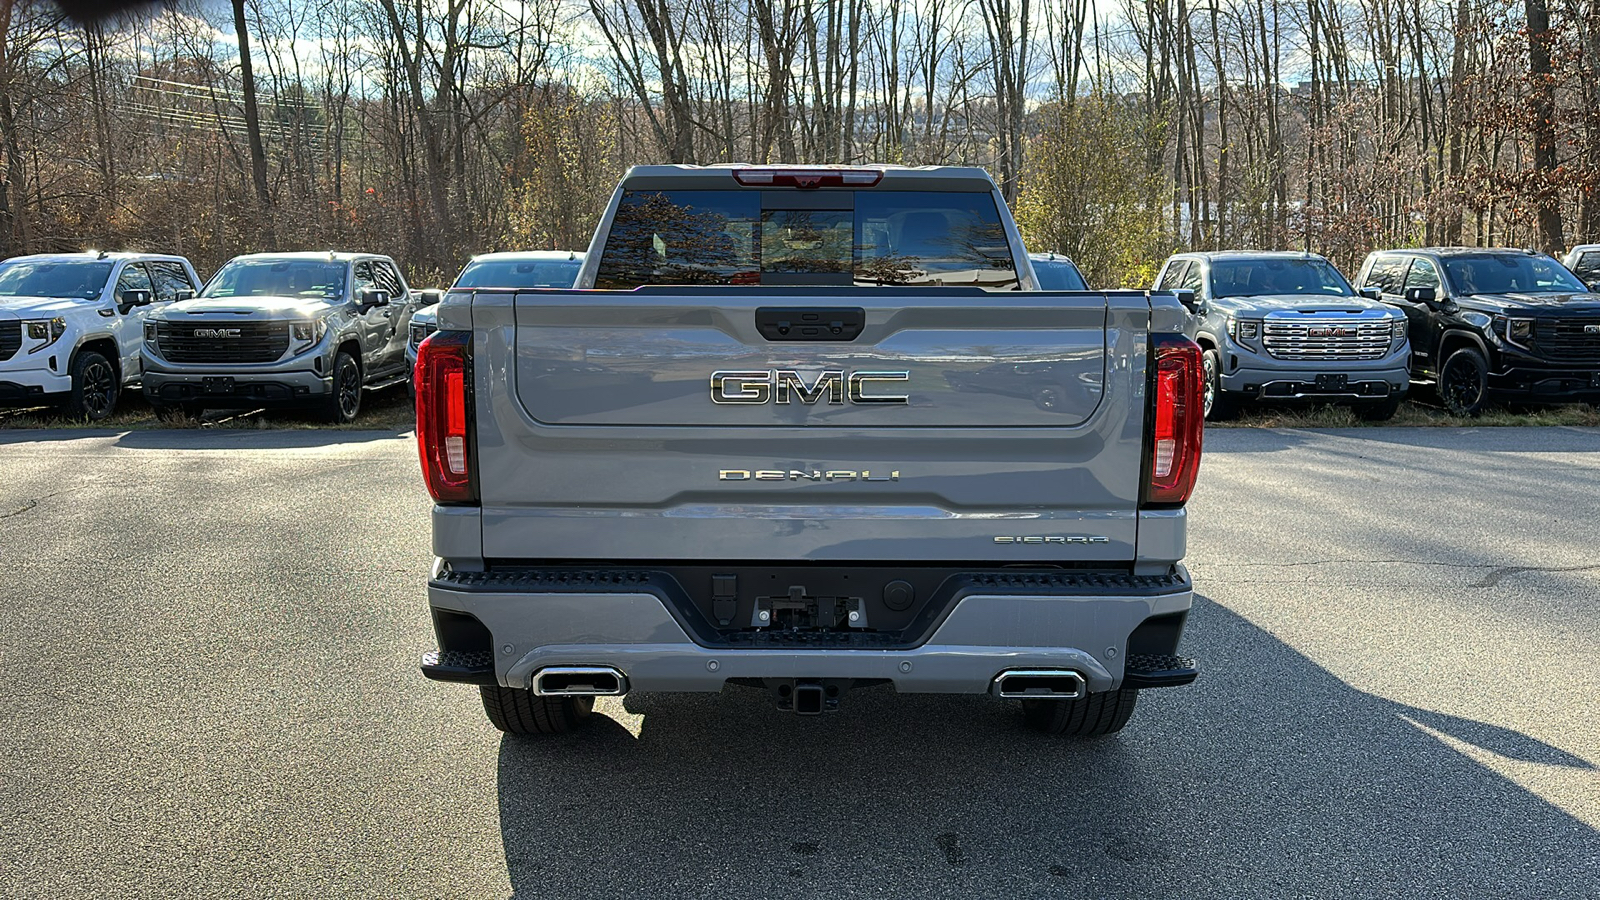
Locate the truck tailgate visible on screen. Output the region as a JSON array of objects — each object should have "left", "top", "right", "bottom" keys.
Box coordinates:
[{"left": 470, "top": 287, "right": 1153, "bottom": 562}]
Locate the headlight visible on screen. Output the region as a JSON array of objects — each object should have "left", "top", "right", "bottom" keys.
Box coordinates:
[
  {"left": 1228, "top": 318, "right": 1260, "bottom": 340},
  {"left": 1391, "top": 318, "right": 1408, "bottom": 339},
  {"left": 24, "top": 317, "right": 65, "bottom": 350},
  {"left": 144, "top": 321, "right": 158, "bottom": 343},
  {"left": 1505, "top": 317, "right": 1534, "bottom": 348},
  {"left": 292, "top": 319, "right": 326, "bottom": 345}
]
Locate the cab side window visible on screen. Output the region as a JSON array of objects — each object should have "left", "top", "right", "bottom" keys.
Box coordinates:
[
  {"left": 352, "top": 261, "right": 376, "bottom": 297},
  {"left": 374, "top": 261, "right": 404, "bottom": 297},
  {"left": 1176, "top": 261, "right": 1203, "bottom": 293},
  {"left": 1574, "top": 251, "right": 1600, "bottom": 287},
  {"left": 146, "top": 261, "right": 194, "bottom": 301},
  {"left": 1156, "top": 260, "right": 1190, "bottom": 291},
  {"left": 1402, "top": 258, "right": 1440, "bottom": 296},
  {"left": 1363, "top": 256, "right": 1407, "bottom": 295},
  {"left": 114, "top": 263, "right": 154, "bottom": 310}
]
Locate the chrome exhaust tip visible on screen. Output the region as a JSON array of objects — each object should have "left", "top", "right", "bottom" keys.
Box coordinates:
[
  {"left": 992, "top": 669, "right": 1085, "bottom": 700},
  {"left": 532, "top": 666, "right": 629, "bottom": 697}
]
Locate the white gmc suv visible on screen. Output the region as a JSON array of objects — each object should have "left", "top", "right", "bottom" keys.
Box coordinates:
[{"left": 0, "top": 252, "right": 201, "bottom": 419}]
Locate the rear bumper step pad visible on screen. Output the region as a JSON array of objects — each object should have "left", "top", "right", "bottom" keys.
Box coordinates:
[
  {"left": 1122, "top": 653, "right": 1199, "bottom": 689},
  {"left": 421, "top": 649, "right": 497, "bottom": 685}
]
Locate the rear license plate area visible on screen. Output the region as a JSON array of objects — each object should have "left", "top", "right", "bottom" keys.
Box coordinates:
[
  {"left": 203, "top": 376, "right": 235, "bottom": 395},
  {"left": 1314, "top": 374, "right": 1347, "bottom": 392}
]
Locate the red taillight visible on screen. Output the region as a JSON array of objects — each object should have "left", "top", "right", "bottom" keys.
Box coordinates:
[
  {"left": 415, "top": 330, "right": 476, "bottom": 504},
  {"left": 1144, "top": 334, "right": 1204, "bottom": 507},
  {"left": 731, "top": 167, "right": 883, "bottom": 188}
]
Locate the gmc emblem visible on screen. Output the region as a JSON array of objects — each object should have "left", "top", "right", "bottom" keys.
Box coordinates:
[
  {"left": 193, "top": 328, "right": 242, "bottom": 338},
  {"left": 711, "top": 369, "right": 909, "bottom": 405},
  {"left": 1585, "top": 325, "right": 1600, "bottom": 335}
]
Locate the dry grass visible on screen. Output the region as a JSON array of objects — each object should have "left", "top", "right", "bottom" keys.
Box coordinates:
[
  {"left": 0, "top": 386, "right": 415, "bottom": 432},
  {"left": 1214, "top": 399, "right": 1600, "bottom": 429}
]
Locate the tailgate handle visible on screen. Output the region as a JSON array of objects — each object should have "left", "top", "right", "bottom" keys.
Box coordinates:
[{"left": 756, "top": 307, "right": 864, "bottom": 342}]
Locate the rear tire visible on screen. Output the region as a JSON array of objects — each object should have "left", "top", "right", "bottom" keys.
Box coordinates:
[
  {"left": 1022, "top": 688, "right": 1140, "bottom": 736},
  {"left": 64, "top": 350, "right": 119, "bottom": 421},
  {"left": 480, "top": 686, "right": 594, "bottom": 735},
  {"left": 322, "top": 350, "right": 362, "bottom": 424}
]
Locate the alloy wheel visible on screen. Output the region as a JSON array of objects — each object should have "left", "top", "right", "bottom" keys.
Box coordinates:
[
  {"left": 1441, "top": 356, "right": 1483, "bottom": 414},
  {"left": 82, "top": 360, "right": 116, "bottom": 418},
  {"left": 338, "top": 357, "right": 361, "bottom": 420},
  {"left": 1201, "top": 353, "right": 1217, "bottom": 417}
]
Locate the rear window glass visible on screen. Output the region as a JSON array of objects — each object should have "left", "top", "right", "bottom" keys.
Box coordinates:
[
  {"left": 1033, "top": 259, "right": 1087, "bottom": 291},
  {"left": 594, "top": 189, "right": 1017, "bottom": 290},
  {"left": 454, "top": 258, "right": 582, "bottom": 289}
]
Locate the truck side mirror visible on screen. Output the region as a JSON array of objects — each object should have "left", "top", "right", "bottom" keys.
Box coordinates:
[
  {"left": 119, "top": 289, "right": 152, "bottom": 311},
  {"left": 1405, "top": 286, "right": 1437, "bottom": 305},
  {"left": 1171, "top": 289, "right": 1200, "bottom": 313},
  {"left": 174, "top": 289, "right": 196, "bottom": 302},
  {"left": 357, "top": 288, "right": 391, "bottom": 310},
  {"left": 418, "top": 289, "right": 443, "bottom": 307},
  {"left": 1358, "top": 286, "right": 1382, "bottom": 301}
]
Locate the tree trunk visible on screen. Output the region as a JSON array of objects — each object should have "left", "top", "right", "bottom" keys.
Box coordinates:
[
  {"left": 1526, "top": 0, "right": 1565, "bottom": 251},
  {"left": 233, "top": 0, "right": 275, "bottom": 248}
]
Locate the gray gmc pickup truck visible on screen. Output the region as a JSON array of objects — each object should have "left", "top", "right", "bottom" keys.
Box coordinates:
[{"left": 416, "top": 165, "right": 1204, "bottom": 737}]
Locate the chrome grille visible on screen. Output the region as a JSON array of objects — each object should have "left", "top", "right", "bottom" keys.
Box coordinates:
[
  {"left": 0, "top": 322, "right": 19, "bottom": 362},
  {"left": 156, "top": 321, "right": 289, "bottom": 363},
  {"left": 1262, "top": 318, "right": 1393, "bottom": 361},
  {"left": 1534, "top": 319, "right": 1600, "bottom": 364}
]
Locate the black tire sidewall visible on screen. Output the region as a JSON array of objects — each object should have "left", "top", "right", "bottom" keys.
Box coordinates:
[
  {"left": 328, "top": 351, "right": 362, "bottom": 423},
  {"left": 1202, "top": 348, "right": 1235, "bottom": 420},
  {"left": 1439, "top": 347, "right": 1489, "bottom": 416},
  {"left": 68, "top": 350, "right": 119, "bottom": 421}
]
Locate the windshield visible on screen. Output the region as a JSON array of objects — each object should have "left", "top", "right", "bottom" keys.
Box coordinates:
[
  {"left": 1033, "top": 259, "right": 1087, "bottom": 291},
  {"left": 454, "top": 258, "right": 582, "bottom": 289},
  {"left": 1210, "top": 258, "right": 1353, "bottom": 298},
  {"left": 201, "top": 260, "right": 347, "bottom": 300},
  {"left": 594, "top": 189, "right": 1018, "bottom": 290},
  {"left": 1442, "top": 254, "right": 1586, "bottom": 295},
  {"left": 0, "top": 261, "right": 113, "bottom": 299}
]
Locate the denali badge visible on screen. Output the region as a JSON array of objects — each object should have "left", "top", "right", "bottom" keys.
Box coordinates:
[
  {"left": 994, "top": 535, "right": 1111, "bottom": 544},
  {"left": 193, "top": 328, "right": 242, "bottom": 338},
  {"left": 720, "top": 469, "right": 900, "bottom": 482},
  {"left": 711, "top": 370, "right": 909, "bottom": 405},
  {"left": 1585, "top": 325, "right": 1600, "bottom": 335}
]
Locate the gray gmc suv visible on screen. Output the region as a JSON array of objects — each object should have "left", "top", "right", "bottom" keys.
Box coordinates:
[
  {"left": 143, "top": 252, "right": 424, "bottom": 422},
  {"left": 1155, "top": 251, "right": 1411, "bottom": 420}
]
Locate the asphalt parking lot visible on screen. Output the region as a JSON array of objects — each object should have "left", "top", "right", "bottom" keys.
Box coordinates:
[{"left": 1, "top": 426, "right": 1597, "bottom": 899}]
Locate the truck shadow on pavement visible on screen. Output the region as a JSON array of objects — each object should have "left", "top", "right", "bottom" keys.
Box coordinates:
[{"left": 493, "top": 597, "right": 1599, "bottom": 899}]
